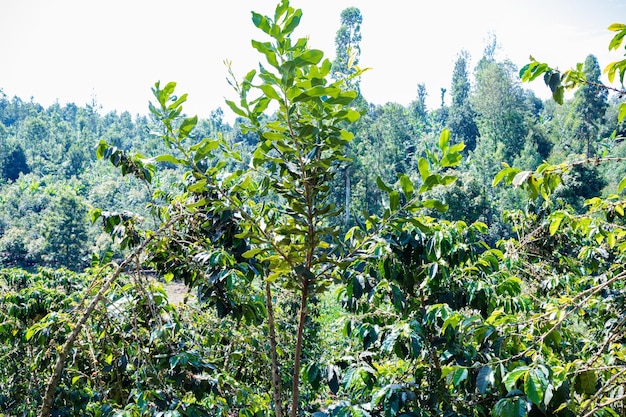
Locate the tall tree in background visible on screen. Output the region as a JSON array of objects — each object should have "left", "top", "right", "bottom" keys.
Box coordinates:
[
  {"left": 571, "top": 54, "right": 609, "bottom": 156},
  {"left": 333, "top": 7, "right": 363, "bottom": 225},
  {"left": 447, "top": 50, "right": 478, "bottom": 150},
  {"left": 332, "top": 7, "right": 362, "bottom": 92},
  {"left": 0, "top": 140, "right": 29, "bottom": 182},
  {"left": 472, "top": 58, "right": 531, "bottom": 162},
  {"left": 410, "top": 83, "right": 429, "bottom": 131}
]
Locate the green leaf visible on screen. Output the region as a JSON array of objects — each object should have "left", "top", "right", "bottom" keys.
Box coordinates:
[
  {"left": 381, "top": 327, "right": 400, "bottom": 352},
  {"left": 178, "top": 115, "right": 197, "bottom": 139},
  {"left": 477, "top": 366, "right": 494, "bottom": 394},
  {"left": 242, "top": 248, "right": 263, "bottom": 259},
  {"left": 549, "top": 213, "right": 564, "bottom": 236},
  {"left": 608, "top": 23, "right": 626, "bottom": 32},
  {"left": 438, "top": 129, "right": 450, "bottom": 150},
  {"left": 504, "top": 367, "right": 529, "bottom": 392},
  {"left": 327, "top": 365, "right": 340, "bottom": 394},
  {"left": 493, "top": 165, "right": 518, "bottom": 186},
  {"left": 618, "top": 103, "right": 626, "bottom": 123},
  {"left": 525, "top": 371, "right": 543, "bottom": 407},
  {"left": 282, "top": 9, "right": 302, "bottom": 36},
  {"left": 156, "top": 154, "right": 186, "bottom": 165},
  {"left": 259, "top": 84, "right": 282, "bottom": 101},
  {"left": 618, "top": 175, "right": 626, "bottom": 193},
  {"left": 376, "top": 176, "right": 394, "bottom": 193},
  {"left": 293, "top": 49, "right": 324, "bottom": 67},
  {"left": 553, "top": 85, "right": 565, "bottom": 105},
  {"left": 418, "top": 157, "right": 429, "bottom": 181},
  {"left": 225, "top": 99, "right": 247, "bottom": 118},
  {"left": 448, "top": 367, "right": 468, "bottom": 387},
  {"left": 389, "top": 191, "right": 400, "bottom": 211},
  {"left": 251, "top": 12, "right": 271, "bottom": 34},
  {"left": 512, "top": 171, "right": 532, "bottom": 187},
  {"left": 399, "top": 175, "right": 414, "bottom": 199},
  {"left": 293, "top": 86, "right": 340, "bottom": 102},
  {"left": 421, "top": 199, "right": 448, "bottom": 212},
  {"left": 344, "top": 109, "right": 361, "bottom": 122},
  {"left": 251, "top": 40, "right": 279, "bottom": 67},
  {"left": 493, "top": 397, "right": 528, "bottom": 417}
]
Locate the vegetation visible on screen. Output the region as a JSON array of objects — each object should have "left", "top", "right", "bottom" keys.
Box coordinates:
[{"left": 1, "top": 2, "right": 626, "bottom": 417}]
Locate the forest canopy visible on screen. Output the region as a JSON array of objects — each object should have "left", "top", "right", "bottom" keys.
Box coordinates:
[{"left": 1, "top": 2, "right": 626, "bottom": 417}]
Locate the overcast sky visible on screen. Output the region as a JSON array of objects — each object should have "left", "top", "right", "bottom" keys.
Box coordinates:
[{"left": 0, "top": 0, "right": 623, "bottom": 123}]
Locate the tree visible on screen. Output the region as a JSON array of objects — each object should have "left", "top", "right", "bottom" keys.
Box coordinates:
[
  {"left": 472, "top": 59, "right": 532, "bottom": 161},
  {"left": 570, "top": 54, "right": 609, "bottom": 156},
  {"left": 409, "top": 83, "right": 429, "bottom": 131},
  {"left": 0, "top": 140, "right": 29, "bottom": 182},
  {"left": 40, "top": 188, "right": 89, "bottom": 270},
  {"left": 332, "top": 7, "right": 363, "bottom": 92},
  {"left": 447, "top": 50, "right": 478, "bottom": 150},
  {"left": 332, "top": 7, "right": 364, "bottom": 225}
]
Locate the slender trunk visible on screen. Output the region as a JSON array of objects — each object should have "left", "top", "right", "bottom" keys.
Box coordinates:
[
  {"left": 265, "top": 280, "right": 284, "bottom": 417},
  {"left": 289, "top": 278, "right": 310, "bottom": 417},
  {"left": 40, "top": 261, "right": 129, "bottom": 416},
  {"left": 345, "top": 166, "right": 351, "bottom": 225},
  {"left": 39, "top": 216, "right": 178, "bottom": 417}
]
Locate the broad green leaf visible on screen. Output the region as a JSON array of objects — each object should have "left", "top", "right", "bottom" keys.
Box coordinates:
[
  {"left": 225, "top": 99, "right": 247, "bottom": 118},
  {"left": 263, "top": 131, "right": 286, "bottom": 141},
  {"left": 344, "top": 109, "right": 361, "bottom": 122},
  {"left": 178, "top": 115, "right": 197, "bottom": 139},
  {"left": 282, "top": 9, "right": 302, "bottom": 36},
  {"left": 251, "top": 40, "right": 279, "bottom": 67},
  {"left": 618, "top": 175, "right": 626, "bottom": 193},
  {"left": 376, "top": 176, "right": 394, "bottom": 193},
  {"left": 399, "top": 174, "right": 414, "bottom": 199},
  {"left": 440, "top": 152, "right": 462, "bottom": 167},
  {"left": 259, "top": 84, "right": 282, "bottom": 100},
  {"left": 381, "top": 327, "right": 401, "bottom": 352},
  {"left": 251, "top": 12, "right": 271, "bottom": 34},
  {"left": 438, "top": 129, "right": 450, "bottom": 150},
  {"left": 293, "top": 86, "right": 340, "bottom": 102},
  {"left": 525, "top": 369, "right": 546, "bottom": 407},
  {"left": 452, "top": 367, "right": 469, "bottom": 387},
  {"left": 293, "top": 49, "right": 324, "bottom": 67},
  {"left": 504, "top": 367, "right": 529, "bottom": 392},
  {"left": 477, "top": 366, "right": 494, "bottom": 394},
  {"left": 242, "top": 248, "right": 263, "bottom": 259},
  {"left": 618, "top": 103, "right": 626, "bottom": 123},
  {"left": 512, "top": 171, "right": 532, "bottom": 187},
  {"left": 389, "top": 191, "right": 400, "bottom": 211},
  {"left": 493, "top": 397, "right": 528, "bottom": 417},
  {"left": 418, "top": 157, "right": 429, "bottom": 181},
  {"left": 549, "top": 213, "right": 564, "bottom": 236},
  {"left": 156, "top": 154, "right": 186, "bottom": 165},
  {"left": 421, "top": 199, "right": 448, "bottom": 212}
]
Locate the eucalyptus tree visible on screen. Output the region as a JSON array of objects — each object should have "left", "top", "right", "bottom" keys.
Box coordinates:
[
  {"left": 569, "top": 54, "right": 609, "bottom": 157},
  {"left": 447, "top": 50, "right": 478, "bottom": 150},
  {"left": 332, "top": 7, "right": 363, "bottom": 92}
]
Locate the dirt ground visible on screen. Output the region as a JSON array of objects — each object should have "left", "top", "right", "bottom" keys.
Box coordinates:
[{"left": 165, "top": 281, "right": 191, "bottom": 305}]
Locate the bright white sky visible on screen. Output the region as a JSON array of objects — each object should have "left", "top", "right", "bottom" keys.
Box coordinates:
[{"left": 0, "top": 0, "right": 622, "bottom": 123}]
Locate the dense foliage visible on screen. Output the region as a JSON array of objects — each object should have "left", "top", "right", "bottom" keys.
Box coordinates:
[{"left": 1, "top": 2, "right": 626, "bottom": 417}]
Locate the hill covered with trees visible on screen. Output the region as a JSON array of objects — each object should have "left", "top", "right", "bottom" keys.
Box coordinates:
[{"left": 1, "top": 2, "right": 626, "bottom": 416}]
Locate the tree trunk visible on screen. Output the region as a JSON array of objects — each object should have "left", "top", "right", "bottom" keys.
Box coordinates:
[
  {"left": 39, "top": 216, "right": 179, "bottom": 417},
  {"left": 345, "top": 166, "right": 351, "bottom": 225},
  {"left": 265, "top": 280, "right": 284, "bottom": 417},
  {"left": 289, "top": 278, "right": 310, "bottom": 417}
]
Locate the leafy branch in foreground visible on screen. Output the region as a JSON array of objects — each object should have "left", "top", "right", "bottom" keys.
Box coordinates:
[{"left": 520, "top": 23, "right": 626, "bottom": 123}]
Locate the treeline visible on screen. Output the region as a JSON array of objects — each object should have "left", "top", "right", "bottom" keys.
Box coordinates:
[{"left": 0, "top": 43, "right": 625, "bottom": 271}]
